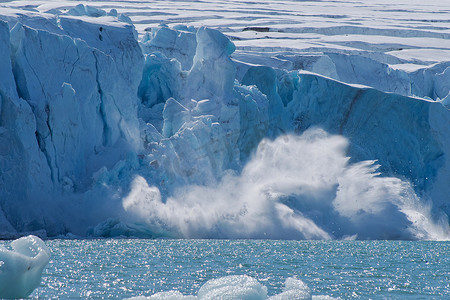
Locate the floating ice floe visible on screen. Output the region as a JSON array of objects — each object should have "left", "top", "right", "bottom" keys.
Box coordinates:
[
  {"left": 0, "top": 235, "right": 50, "bottom": 299},
  {"left": 127, "top": 275, "right": 335, "bottom": 300}
]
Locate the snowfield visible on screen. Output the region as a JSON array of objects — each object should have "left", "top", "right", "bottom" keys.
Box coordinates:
[{"left": 0, "top": 0, "right": 449, "bottom": 240}]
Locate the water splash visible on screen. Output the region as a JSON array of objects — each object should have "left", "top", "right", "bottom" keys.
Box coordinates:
[{"left": 123, "top": 128, "right": 449, "bottom": 240}]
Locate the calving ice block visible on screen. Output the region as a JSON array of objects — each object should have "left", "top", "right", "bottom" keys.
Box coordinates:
[{"left": 0, "top": 235, "right": 50, "bottom": 299}]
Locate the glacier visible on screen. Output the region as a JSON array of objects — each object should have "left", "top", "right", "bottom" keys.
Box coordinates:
[{"left": 0, "top": 3, "right": 449, "bottom": 240}]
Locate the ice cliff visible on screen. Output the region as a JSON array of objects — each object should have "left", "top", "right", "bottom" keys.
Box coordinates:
[{"left": 0, "top": 6, "right": 449, "bottom": 240}]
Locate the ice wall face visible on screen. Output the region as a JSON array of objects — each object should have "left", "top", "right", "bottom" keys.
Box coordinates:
[
  {"left": 288, "top": 72, "right": 445, "bottom": 192},
  {"left": 0, "top": 9, "right": 143, "bottom": 237},
  {"left": 285, "top": 71, "right": 450, "bottom": 229},
  {"left": 0, "top": 19, "right": 52, "bottom": 237},
  {"left": 0, "top": 7, "right": 449, "bottom": 240}
]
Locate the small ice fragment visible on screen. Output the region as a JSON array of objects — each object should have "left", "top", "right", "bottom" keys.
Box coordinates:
[{"left": 0, "top": 235, "right": 50, "bottom": 299}]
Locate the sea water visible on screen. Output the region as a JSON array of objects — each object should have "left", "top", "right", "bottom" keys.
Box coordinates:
[{"left": 4, "top": 239, "right": 447, "bottom": 299}]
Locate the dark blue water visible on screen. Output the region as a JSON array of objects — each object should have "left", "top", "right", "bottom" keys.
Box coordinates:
[{"left": 26, "top": 239, "right": 450, "bottom": 298}]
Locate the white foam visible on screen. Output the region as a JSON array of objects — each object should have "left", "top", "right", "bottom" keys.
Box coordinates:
[{"left": 123, "top": 129, "right": 449, "bottom": 240}]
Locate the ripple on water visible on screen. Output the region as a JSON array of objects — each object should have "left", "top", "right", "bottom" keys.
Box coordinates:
[{"left": 3, "top": 239, "right": 444, "bottom": 299}]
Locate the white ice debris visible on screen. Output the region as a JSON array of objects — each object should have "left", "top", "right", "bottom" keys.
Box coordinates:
[{"left": 126, "top": 275, "right": 321, "bottom": 300}]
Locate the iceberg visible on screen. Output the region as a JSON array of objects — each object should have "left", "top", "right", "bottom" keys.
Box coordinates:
[
  {"left": 0, "top": 3, "right": 449, "bottom": 240},
  {"left": 0, "top": 235, "right": 50, "bottom": 299}
]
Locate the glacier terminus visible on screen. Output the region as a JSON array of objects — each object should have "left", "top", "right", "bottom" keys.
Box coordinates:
[{"left": 0, "top": 1, "right": 449, "bottom": 241}]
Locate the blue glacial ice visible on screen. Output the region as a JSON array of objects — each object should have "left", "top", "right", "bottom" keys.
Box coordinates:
[
  {"left": 0, "top": 235, "right": 50, "bottom": 299},
  {"left": 0, "top": 5, "right": 449, "bottom": 240}
]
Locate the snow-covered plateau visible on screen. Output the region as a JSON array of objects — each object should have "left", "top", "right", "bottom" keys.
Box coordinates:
[{"left": 0, "top": 0, "right": 449, "bottom": 240}]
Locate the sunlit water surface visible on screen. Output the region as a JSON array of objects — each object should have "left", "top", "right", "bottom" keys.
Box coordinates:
[{"left": 7, "top": 239, "right": 448, "bottom": 299}]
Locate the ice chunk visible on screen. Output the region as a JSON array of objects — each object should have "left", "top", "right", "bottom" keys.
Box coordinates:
[
  {"left": 434, "top": 66, "right": 450, "bottom": 100},
  {"left": 138, "top": 53, "right": 182, "bottom": 109},
  {"left": 197, "top": 275, "right": 268, "bottom": 300},
  {"left": 242, "top": 66, "right": 285, "bottom": 135},
  {"left": 129, "top": 290, "right": 196, "bottom": 299},
  {"left": 87, "top": 218, "right": 156, "bottom": 238},
  {"left": 126, "top": 275, "right": 335, "bottom": 300},
  {"left": 186, "top": 27, "right": 236, "bottom": 100},
  {"left": 141, "top": 26, "right": 197, "bottom": 70},
  {"left": 235, "top": 84, "right": 270, "bottom": 161},
  {"left": 0, "top": 235, "right": 50, "bottom": 299},
  {"left": 67, "top": 4, "right": 106, "bottom": 17},
  {"left": 162, "top": 98, "right": 191, "bottom": 137},
  {"left": 268, "top": 277, "right": 311, "bottom": 300}
]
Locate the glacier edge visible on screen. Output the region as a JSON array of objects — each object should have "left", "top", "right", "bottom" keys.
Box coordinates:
[{"left": 0, "top": 9, "right": 449, "bottom": 240}]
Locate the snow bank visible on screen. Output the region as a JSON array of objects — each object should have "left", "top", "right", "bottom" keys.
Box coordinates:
[{"left": 0, "top": 235, "right": 50, "bottom": 299}]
